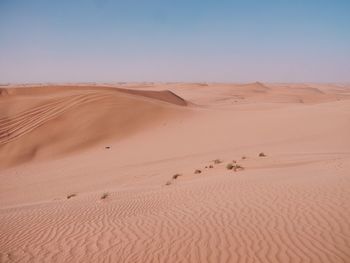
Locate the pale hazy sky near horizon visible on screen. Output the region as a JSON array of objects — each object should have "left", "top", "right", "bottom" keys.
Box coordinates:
[{"left": 0, "top": 0, "right": 349, "bottom": 83}]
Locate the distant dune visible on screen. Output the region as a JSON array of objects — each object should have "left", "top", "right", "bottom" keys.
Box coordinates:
[{"left": 1, "top": 83, "right": 350, "bottom": 262}]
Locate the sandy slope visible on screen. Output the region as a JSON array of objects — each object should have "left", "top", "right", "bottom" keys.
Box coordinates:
[
  {"left": 0, "top": 83, "right": 350, "bottom": 262},
  {"left": 0, "top": 86, "right": 186, "bottom": 167}
]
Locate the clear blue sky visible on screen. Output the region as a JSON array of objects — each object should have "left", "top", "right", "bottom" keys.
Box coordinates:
[{"left": 0, "top": 0, "right": 349, "bottom": 83}]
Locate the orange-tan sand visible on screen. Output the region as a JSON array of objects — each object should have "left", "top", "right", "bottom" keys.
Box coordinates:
[{"left": 1, "top": 83, "right": 350, "bottom": 262}]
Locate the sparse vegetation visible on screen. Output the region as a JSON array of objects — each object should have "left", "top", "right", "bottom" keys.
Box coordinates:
[
  {"left": 233, "top": 164, "right": 244, "bottom": 172},
  {"left": 227, "top": 163, "right": 244, "bottom": 172},
  {"left": 172, "top": 173, "right": 182, "bottom": 180},
  {"left": 241, "top": 156, "right": 247, "bottom": 160},
  {"left": 259, "top": 152, "right": 266, "bottom": 157},
  {"left": 67, "top": 193, "right": 76, "bottom": 199},
  {"left": 105, "top": 146, "right": 111, "bottom": 149},
  {"left": 101, "top": 192, "right": 109, "bottom": 199},
  {"left": 214, "top": 159, "right": 222, "bottom": 164},
  {"left": 209, "top": 165, "right": 214, "bottom": 168},
  {"left": 226, "top": 163, "right": 234, "bottom": 170},
  {"left": 165, "top": 181, "right": 172, "bottom": 186},
  {"left": 194, "top": 169, "right": 202, "bottom": 174}
]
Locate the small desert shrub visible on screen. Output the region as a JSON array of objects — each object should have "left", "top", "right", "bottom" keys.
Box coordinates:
[
  {"left": 101, "top": 193, "right": 109, "bottom": 199},
  {"left": 209, "top": 165, "right": 214, "bottom": 168},
  {"left": 67, "top": 193, "right": 76, "bottom": 199},
  {"left": 233, "top": 164, "right": 244, "bottom": 172},
  {"left": 172, "top": 173, "right": 182, "bottom": 180},
  {"left": 232, "top": 160, "right": 237, "bottom": 163},
  {"left": 226, "top": 163, "right": 234, "bottom": 170},
  {"left": 194, "top": 169, "right": 202, "bottom": 174},
  {"left": 241, "top": 156, "right": 247, "bottom": 160},
  {"left": 214, "top": 159, "right": 222, "bottom": 164},
  {"left": 105, "top": 146, "right": 111, "bottom": 149},
  {"left": 259, "top": 152, "right": 266, "bottom": 157}
]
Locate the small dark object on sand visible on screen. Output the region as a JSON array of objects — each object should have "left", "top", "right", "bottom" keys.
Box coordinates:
[
  {"left": 165, "top": 181, "right": 172, "bottom": 186},
  {"left": 67, "top": 194, "right": 76, "bottom": 199},
  {"left": 101, "top": 193, "right": 109, "bottom": 199},
  {"left": 226, "top": 163, "right": 234, "bottom": 170},
  {"left": 172, "top": 174, "right": 182, "bottom": 180}
]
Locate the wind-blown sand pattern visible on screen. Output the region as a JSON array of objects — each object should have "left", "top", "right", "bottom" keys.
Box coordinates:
[{"left": 1, "top": 83, "right": 350, "bottom": 262}]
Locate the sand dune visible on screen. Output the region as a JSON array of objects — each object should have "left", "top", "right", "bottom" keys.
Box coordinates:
[
  {"left": 162, "top": 82, "right": 349, "bottom": 106},
  {"left": 0, "top": 86, "right": 187, "bottom": 167},
  {"left": 1, "top": 83, "right": 350, "bottom": 262}
]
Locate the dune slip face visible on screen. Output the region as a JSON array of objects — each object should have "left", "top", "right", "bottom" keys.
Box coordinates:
[{"left": 1, "top": 83, "right": 350, "bottom": 263}]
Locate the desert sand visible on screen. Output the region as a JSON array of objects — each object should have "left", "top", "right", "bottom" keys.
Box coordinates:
[{"left": 1, "top": 82, "right": 350, "bottom": 262}]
